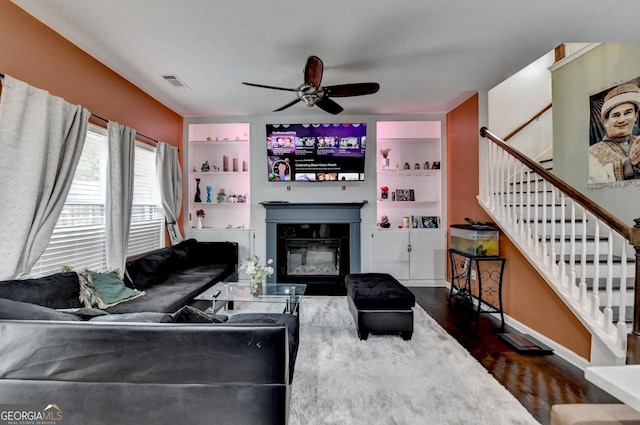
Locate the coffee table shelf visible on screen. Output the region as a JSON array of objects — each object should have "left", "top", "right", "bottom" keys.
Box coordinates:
[{"left": 195, "top": 282, "right": 307, "bottom": 314}]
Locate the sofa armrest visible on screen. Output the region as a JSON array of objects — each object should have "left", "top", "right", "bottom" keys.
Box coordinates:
[
  {"left": 0, "top": 320, "right": 288, "bottom": 385},
  {"left": 189, "top": 241, "right": 238, "bottom": 271}
]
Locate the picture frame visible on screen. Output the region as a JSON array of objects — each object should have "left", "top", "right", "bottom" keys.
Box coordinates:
[{"left": 421, "top": 216, "right": 440, "bottom": 228}]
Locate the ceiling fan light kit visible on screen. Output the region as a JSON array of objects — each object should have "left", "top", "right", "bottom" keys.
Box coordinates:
[{"left": 242, "top": 55, "right": 379, "bottom": 114}]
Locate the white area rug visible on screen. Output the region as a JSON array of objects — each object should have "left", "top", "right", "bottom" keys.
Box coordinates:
[{"left": 289, "top": 296, "right": 540, "bottom": 425}]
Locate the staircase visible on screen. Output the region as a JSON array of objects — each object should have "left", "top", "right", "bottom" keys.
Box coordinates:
[{"left": 479, "top": 127, "right": 638, "bottom": 365}]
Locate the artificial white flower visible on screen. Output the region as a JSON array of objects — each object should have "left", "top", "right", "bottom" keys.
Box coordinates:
[{"left": 240, "top": 256, "right": 274, "bottom": 282}]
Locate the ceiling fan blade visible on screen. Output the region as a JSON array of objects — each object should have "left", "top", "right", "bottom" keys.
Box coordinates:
[
  {"left": 324, "top": 82, "right": 380, "bottom": 97},
  {"left": 315, "top": 96, "right": 343, "bottom": 115},
  {"left": 242, "top": 82, "right": 297, "bottom": 92},
  {"left": 304, "top": 56, "right": 323, "bottom": 88},
  {"left": 273, "top": 98, "right": 302, "bottom": 112}
]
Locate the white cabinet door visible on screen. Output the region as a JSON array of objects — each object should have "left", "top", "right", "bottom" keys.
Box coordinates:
[
  {"left": 408, "top": 230, "right": 446, "bottom": 282},
  {"left": 371, "top": 230, "right": 410, "bottom": 280},
  {"left": 371, "top": 229, "right": 446, "bottom": 284}
]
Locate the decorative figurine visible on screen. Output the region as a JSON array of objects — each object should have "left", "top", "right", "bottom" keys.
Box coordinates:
[
  {"left": 201, "top": 160, "right": 210, "bottom": 172},
  {"left": 216, "top": 188, "right": 226, "bottom": 203},
  {"left": 403, "top": 162, "right": 411, "bottom": 170},
  {"left": 423, "top": 161, "right": 430, "bottom": 170},
  {"left": 194, "top": 178, "right": 202, "bottom": 203},
  {"left": 378, "top": 215, "right": 391, "bottom": 228},
  {"left": 414, "top": 163, "right": 420, "bottom": 170},
  {"left": 206, "top": 185, "right": 212, "bottom": 203}
]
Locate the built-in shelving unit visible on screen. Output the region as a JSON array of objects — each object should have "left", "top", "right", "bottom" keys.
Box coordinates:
[
  {"left": 186, "top": 123, "right": 251, "bottom": 230},
  {"left": 183, "top": 121, "right": 254, "bottom": 279},
  {"left": 371, "top": 120, "right": 446, "bottom": 285},
  {"left": 376, "top": 134, "right": 441, "bottom": 228}
]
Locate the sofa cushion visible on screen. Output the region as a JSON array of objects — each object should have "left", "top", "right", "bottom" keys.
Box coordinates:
[
  {"left": 126, "top": 247, "right": 181, "bottom": 289},
  {"left": 106, "top": 272, "right": 219, "bottom": 314},
  {"left": 89, "top": 312, "right": 174, "bottom": 323},
  {"left": 171, "top": 238, "right": 198, "bottom": 263},
  {"left": 0, "top": 298, "right": 81, "bottom": 321},
  {"left": 0, "top": 272, "right": 83, "bottom": 309}
]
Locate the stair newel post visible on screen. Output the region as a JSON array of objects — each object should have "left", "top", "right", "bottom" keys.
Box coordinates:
[{"left": 626, "top": 218, "right": 640, "bottom": 364}]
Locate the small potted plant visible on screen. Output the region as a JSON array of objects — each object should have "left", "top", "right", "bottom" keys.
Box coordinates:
[
  {"left": 195, "top": 209, "right": 205, "bottom": 229},
  {"left": 379, "top": 148, "right": 391, "bottom": 170}
]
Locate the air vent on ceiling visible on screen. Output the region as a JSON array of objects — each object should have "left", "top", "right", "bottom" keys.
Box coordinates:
[{"left": 162, "top": 74, "right": 191, "bottom": 91}]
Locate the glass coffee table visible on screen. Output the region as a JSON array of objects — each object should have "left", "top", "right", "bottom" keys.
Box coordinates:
[{"left": 195, "top": 282, "right": 307, "bottom": 315}]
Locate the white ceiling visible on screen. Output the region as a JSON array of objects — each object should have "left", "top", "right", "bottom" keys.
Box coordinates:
[{"left": 12, "top": 0, "right": 640, "bottom": 118}]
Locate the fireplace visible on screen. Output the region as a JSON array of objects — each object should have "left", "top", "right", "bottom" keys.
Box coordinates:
[
  {"left": 262, "top": 202, "right": 365, "bottom": 295},
  {"left": 278, "top": 223, "right": 349, "bottom": 283}
]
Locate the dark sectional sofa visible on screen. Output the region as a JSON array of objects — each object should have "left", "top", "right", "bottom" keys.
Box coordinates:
[{"left": 0, "top": 239, "right": 300, "bottom": 425}]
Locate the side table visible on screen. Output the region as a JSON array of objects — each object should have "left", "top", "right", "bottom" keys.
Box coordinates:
[{"left": 448, "top": 248, "right": 506, "bottom": 331}]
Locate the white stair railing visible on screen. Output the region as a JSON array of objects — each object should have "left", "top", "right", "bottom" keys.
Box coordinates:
[{"left": 480, "top": 128, "right": 637, "bottom": 364}]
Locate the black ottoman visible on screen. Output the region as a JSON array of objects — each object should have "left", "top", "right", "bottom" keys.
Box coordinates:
[{"left": 344, "top": 273, "right": 415, "bottom": 340}]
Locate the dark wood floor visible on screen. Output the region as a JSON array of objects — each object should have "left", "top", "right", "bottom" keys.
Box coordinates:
[{"left": 411, "top": 287, "right": 621, "bottom": 425}]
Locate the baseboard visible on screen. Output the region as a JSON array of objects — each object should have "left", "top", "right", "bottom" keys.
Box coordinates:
[
  {"left": 400, "top": 279, "right": 447, "bottom": 288},
  {"left": 442, "top": 281, "right": 590, "bottom": 371}
]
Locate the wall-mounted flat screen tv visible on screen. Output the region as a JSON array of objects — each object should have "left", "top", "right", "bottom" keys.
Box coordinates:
[{"left": 266, "top": 123, "right": 366, "bottom": 182}]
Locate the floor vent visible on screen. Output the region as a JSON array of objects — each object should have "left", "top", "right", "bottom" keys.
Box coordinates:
[{"left": 498, "top": 332, "right": 554, "bottom": 354}]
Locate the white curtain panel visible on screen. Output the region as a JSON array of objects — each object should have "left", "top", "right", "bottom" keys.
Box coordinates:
[
  {"left": 0, "top": 75, "right": 90, "bottom": 279},
  {"left": 156, "top": 142, "right": 183, "bottom": 245},
  {"left": 106, "top": 121, "right": 135, "bottom": 273}
]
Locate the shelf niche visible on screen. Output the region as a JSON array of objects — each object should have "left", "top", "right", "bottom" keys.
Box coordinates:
[{"left": 187, "top": 122, "right": 251, "bottom": 230}]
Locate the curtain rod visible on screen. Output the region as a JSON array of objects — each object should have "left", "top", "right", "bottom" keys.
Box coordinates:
[
  {"left": 0, "top": 73, "right": 176, "bottom": 149},
  {"left": 90, "top": 113, "right": 161, "bottom": 145}
]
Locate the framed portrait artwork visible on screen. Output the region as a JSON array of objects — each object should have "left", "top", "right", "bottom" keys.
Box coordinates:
[{"left": 588, "top": 77, "right": 640, "bottom": 187}]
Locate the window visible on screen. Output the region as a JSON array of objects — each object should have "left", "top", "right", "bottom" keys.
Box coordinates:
[
  {"left": 128, "top": 142, "right": 164, "bottom": 256},
  {"left": 30, "top": 125, "right": 164, "bottom": 277}
]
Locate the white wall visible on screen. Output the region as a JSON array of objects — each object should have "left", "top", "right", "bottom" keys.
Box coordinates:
[
  {"left": 488, "top": 50, "right": 554, "bottom": 161},
  {"left": 551, "top": 44, "right": 640, "bottom": 225},
  {"left": 184, "top": 112, "right": 446, "bottom": 273}
]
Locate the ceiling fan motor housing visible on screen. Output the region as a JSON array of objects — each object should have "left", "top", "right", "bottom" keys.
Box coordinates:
[{"left": 297, "top": 83, "right": 323, "bottom": 106}]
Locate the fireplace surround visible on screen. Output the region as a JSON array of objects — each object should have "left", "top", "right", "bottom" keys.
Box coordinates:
[{"left": 262, "top": 202, "right": 365, "bottom": 295}]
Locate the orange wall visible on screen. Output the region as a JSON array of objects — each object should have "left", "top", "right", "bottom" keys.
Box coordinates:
[
  {"left": 446, "top": 94, "right": 592, "bottom": 359},
  {"left": 0, "top": 0, "right": 184, "bottom": 236}
]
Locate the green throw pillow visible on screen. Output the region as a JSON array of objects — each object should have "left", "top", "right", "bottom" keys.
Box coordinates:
[{"left": 87, "top": 270, "right": 145, "bottom": 309}]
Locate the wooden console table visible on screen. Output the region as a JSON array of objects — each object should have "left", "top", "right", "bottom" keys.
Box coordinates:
[{"left": 448, "top": 248, "right": 506, "bottom": 331}]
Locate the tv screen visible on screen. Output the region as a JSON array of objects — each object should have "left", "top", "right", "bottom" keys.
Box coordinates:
[{"left": 266, "top": 123, "right": 366, "bottom": 182}]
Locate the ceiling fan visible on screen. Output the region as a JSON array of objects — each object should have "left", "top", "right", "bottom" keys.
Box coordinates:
[{"left": 242, "top": 55, "right": 380, "bottom": 115}]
